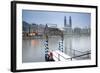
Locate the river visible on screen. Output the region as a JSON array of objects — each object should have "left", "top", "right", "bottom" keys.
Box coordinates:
[{"left": 22, "top": 34, "right": 91, "bottom": 63}]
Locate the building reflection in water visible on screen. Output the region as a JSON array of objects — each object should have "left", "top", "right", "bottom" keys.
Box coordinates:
[{"left": 31, "top": 39, "right": 39, "bottom": 46}]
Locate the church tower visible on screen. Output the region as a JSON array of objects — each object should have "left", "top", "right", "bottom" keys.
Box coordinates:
[
  {"left": 64, "top": 16, "right": 67, "bottom": 27},
  {"left": 69, "top": 16, "right": 72, "bottom": 28}
]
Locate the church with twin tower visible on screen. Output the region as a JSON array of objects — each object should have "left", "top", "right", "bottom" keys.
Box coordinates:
[{"left": 64, "top": 16, "right": 72, "bottom": 34}]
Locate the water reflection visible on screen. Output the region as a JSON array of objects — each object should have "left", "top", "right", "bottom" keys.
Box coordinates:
[
  {"left": 31, "top": 40, "right": 39, "bottom": 46},
  {"left": 22, "top": 35, "right": 91, "bottom": 63}
]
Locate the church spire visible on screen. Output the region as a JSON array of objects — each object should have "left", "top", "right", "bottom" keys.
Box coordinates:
[
  {"left": 69, "top": 16, "right": 72, "bottom": 27},
  {"left": 64, "top": 16, "right": 67, "bottom": 27}
]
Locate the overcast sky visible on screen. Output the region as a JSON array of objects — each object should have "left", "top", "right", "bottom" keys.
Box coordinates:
[{"left": 22, "top": 10, "right": 91, "bottom": 29}]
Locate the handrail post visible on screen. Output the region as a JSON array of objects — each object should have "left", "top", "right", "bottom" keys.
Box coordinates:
[
  {"left": 71, "top": 58, "right": 72, "bottom": 61},
  {"left": 58, "top": 53, "right": 60, "bottom": 61}
]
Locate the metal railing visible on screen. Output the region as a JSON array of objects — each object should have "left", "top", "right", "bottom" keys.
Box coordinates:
[
  {"left": 66, "top": 52, "right": 91, "bottom": 61},
  {"left": 66, "top": 48, "right": 91, "bottom": 60},
  {"left": 53, "top": 50, "right": 91, "bottom": 61}
]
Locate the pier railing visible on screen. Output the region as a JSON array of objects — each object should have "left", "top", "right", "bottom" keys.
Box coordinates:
[
  {"left": 66, "top": 48, "right": 91, "bottom": 60},
  {"left": 53, "top": 50, "right": 91, "bottom": 61}
]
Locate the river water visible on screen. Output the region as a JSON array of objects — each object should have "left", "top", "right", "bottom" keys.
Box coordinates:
[{"left": 22, "top": 35, "right": 91, "bottom": 63}]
